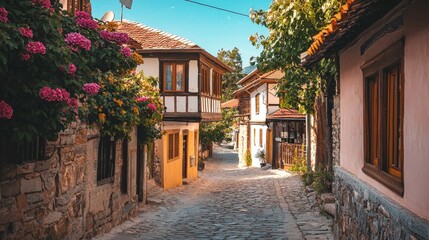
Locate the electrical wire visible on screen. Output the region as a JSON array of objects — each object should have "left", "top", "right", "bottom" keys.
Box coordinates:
[{"left": 183, "top": 0, "right": 249, "bottom": 17}]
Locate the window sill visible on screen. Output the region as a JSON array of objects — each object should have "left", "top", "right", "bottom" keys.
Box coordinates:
[
  {"left": 362, "top": 164, "right": 403, "bottom": 196},
  {"left": 97, "top": 177, "right": 114, "bottom": 186}
]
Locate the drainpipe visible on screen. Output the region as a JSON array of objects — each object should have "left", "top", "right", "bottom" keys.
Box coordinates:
[{"left": 306, "top": 113, "right": 311, "bottom": 172}]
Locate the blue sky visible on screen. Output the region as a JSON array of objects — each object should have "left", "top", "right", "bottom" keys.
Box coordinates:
[{"left": 91, "top": 0, "right": 271, "bottom": 67}]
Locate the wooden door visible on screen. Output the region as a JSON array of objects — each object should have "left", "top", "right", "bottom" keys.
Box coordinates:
[{"left": 266, "top": 129, "right": 273, "bottom": 164}]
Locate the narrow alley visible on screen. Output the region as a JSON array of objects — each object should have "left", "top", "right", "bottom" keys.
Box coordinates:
[{"left": 97, "top": 146, "right": 333, "bottom": 240}]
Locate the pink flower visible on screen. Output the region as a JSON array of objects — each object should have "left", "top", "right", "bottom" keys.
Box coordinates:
[
  {"left": 67, "top": 98, "right": 78, "bottom": 108},
  {"left": 76, "top": 17, "right": 98, "bottom": 29},
  {"left": 68, "top": 63, "right": 77, "bottom": 75},
  {"left": 39, "top": 87, "right": 71, "bottom": 102},
  {"left": 120, "top": 47, "right": 132, "bottom": 57},
  {"left": 32, "top": 0, "right": 51, "bottom": 9},
  {"left": 20, "top": 53, "right": 31, "bottom": 61},
  {"left": 0, "top": 100, "right": 13, "bottom": 119},
  {"left": 137, "top": 97, "right": 148, "bottom": 102},
  {"left": 148, "top": 103, "right": 156, "bottom": 111},
  {"left": 82, "top": 83, "right": 100, "bottom": 95},
  {"left": 75, "top": 11, "right": 91, "bottom": 19},
  {"left": 26, "top": 41, "right": 46, "bottom": 54},
  {"left": 99, "top": 30, "right": 129, "bottom": 45},
  {"left": 19, "top": 27, "right": 33, "bottom": 38},
  {"left": 65, "top": 32, "right": 91, "bottom": 51},
  {"left": 0, "top": 8, "right": 8, "bottom": 23}
]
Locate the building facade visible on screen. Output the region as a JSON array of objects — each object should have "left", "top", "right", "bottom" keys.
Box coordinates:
[
  {"left": 117, "top": 20, "right": 231, "bottom": 189},
  {"left": 303, "top": 0, "right": 429, "bottom": 238}
]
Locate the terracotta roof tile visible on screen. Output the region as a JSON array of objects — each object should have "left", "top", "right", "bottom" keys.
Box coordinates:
[
  {"left": 267, "top": 108, "right": 305, "bottom": 120},
  {"left": 116, "top": 20, "right": 201, "bottom": 50},
  {"left": 221, "top": 99, "right": 239, "bottom": 109}
]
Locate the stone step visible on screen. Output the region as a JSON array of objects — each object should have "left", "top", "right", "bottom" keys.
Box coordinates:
[{"left": 321, "top": 193, "right": 335, "bottom": 204}]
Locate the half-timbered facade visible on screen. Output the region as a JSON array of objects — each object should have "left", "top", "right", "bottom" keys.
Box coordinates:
[
  {"left": 117, "top": 20, "right": 231, "bottom": 189},
  {"left": 232, "top": 70, "right": 305, "bottom": 168}
]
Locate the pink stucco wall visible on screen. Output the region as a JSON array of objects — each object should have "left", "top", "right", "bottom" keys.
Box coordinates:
[{"left": 339, "top": 0, "right": 429, "bottom": 220}]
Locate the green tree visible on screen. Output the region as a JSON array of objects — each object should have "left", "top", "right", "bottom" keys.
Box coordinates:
[
  {"left": 217, "top": 47, "right": 245, "bottom": 102},
  {"left": 199, "top": 108, "right": 237, "bottom": 151},
  {"left": 250, "top": 0, "right": 342, "bottom": 113}
]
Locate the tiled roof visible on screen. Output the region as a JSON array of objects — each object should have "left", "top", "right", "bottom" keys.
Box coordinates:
[
  {"left": 302, "top": 0, "right": 402, "bottom": 66},
  {"left": 221, "top": 99, "right": 239, "bottom": 109},
  {"left": 306, "top": 0, "right": 356, "bottom": 56},
  {"left": 267, "top": 108, "right": 305, "bottom": 120},
  {"left": 116, "top": 20, "right": 200, "bottom": 50}
]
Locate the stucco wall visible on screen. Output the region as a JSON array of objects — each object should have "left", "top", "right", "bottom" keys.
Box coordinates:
[
  {"left": 157, "top": 122, "right": 199, "bottom": 190},
  {"left": 136, "top": 58, "right": 159, "bottom": 78},
  {"left": 250, "top": 125, "right": 267, "bottom": 167},
  {"left": 339, "top": 0, "right": 429, "bottom": 220},
  {"left": 250, "top": 84, "right": 268, "bottom": 122}
]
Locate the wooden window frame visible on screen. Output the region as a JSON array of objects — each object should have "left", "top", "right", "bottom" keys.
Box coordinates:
[
  {"left": 201, "top": 65, "right": 210, "bottom": 95},
  {"left": 361, "top": 41, "right": 404, "bottom": 196},
  {"left": 67, "top": 0, "right": 84, "bottom": 14},
  {"left": 97, "top": 136, "right": 116, "bottom": 185},
  {"left": 255, "top": 93, "right": 260, "bottom": 115},
  {"left": 168, "top": 130, "right": 180, "bottom": 161},
  {"left": 162, "top": 62, "right": 186, "bottom": 93},
  {"left": 253, "top": 128, "right": 256, "bottom": 146},
  {"left": 259, "top": 129, "right": 263, "bottom": 147}
]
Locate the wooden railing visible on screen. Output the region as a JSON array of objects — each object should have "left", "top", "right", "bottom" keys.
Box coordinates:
[{"left": 280, "top": 143, "right": 306, "bottom": 166}]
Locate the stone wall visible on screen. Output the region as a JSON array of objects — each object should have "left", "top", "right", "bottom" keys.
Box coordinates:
[
  {"left": 237, "top": 121, "right": 249, "bottom": 167},
  {"left": 333, "top": 167, "right": 429, "bottom": 239},
  {"left": 0, "top": 125, "right": 139, "bottom": 239},
  {"left": 331, "top": 95, "right": 340, "bottom": 166}
]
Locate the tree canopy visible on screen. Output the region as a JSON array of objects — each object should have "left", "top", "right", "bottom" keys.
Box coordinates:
[
  {"left": 217, "top": 47, "right": 245, "bottom": 102},
  {"left": 250, "top": 0, "right": 342, "bottom": 113}
]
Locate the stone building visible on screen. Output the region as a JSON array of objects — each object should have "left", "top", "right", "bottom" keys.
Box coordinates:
[
  {"left": 302, "top": 0, "right": 429, "bottom": 238},
  {"left": 0, "top": 124, "right": 140, "bottom": 239}
]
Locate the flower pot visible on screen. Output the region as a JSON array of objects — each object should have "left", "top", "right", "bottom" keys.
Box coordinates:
[
  {"left": 198, "top": 162, "right": 205, "bottom": 171},
  {"left": 260, "top": 162, "right": 266, "bottom": 167}
]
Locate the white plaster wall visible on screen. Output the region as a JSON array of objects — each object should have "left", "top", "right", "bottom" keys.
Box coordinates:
[
  {"left": 268, "top": 106, "right": 280, "bottom": 115},
  {"left": 188, "top": 96, "right": 198, "bottom": 112},
  {"left": 339, "top": 0, "right": 429, "bottom": 220},
  {"left": 250, "top": 124, "right": 267, "bottom": 167},
  {"left": 189, "top": 60, "right": 198, "bottom": 93},
  {"left": 162, "top": 122, "right": 199, "bottom": 131},
  {"left": 164, "top": 96, "right": 175, "bottom": 113},
  {"left": 176, "top": 96, "right": 186, "bottom": 112},
  {"left": 136, "top": 58, "right": 159, "bottom": 78},
  {"left": 250, "top": 84, "right": 268, "bottom": 122}
]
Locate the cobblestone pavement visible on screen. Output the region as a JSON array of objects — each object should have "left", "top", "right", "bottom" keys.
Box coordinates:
[{"left": 96, "top": 146, "right": 333, "bottom": 240}]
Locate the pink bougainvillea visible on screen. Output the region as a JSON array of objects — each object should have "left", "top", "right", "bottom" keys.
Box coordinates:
[
  {"left": 148, "top": 103, "right": 156, "bottom": 111},
  {"left": 76, "top": 17, "right": 98, "bottom": 29},
  {"left": 65, "top": 32, "right": 91, "bottom": 51},
  {"left": 19, "top": 27, "right": 33, "bottom": 38},
  {"left": 82, "top": 83, "right": 101, "bottom": 95},
  {"left": 0, "top": 8, "right": 8, "bottom": 23},
  {"left": 68, "top": 63, "right": 77, "bottom": 76},
  {"left": 75, "top": 11, "right": 91, "bottom": 19},
  {"left": 20, "top": 53, "right": 31, "bottom": 61},
  {"left": 26, "top": 41, "right": 46, "bottom": 54},
  {"left": 0, "top": 100, "right": 13, "bottom": 119},
  {"left": 39, "top": 87, "right": 71, "bottom": 102},
  {"left": 120, "top": 47, "right": 132, "bottom": 57},
  {"left": 67, "top": 98, "right": 79, "bottom": 108},
  {"left": 137, "top": 97, "right": 148, "bottom": 102},
  {"left": 32, "top": 0, "right": 51, "bottom": 9},
  {"left": 99, "top": 30, "right": 129, "bottom": 45}
]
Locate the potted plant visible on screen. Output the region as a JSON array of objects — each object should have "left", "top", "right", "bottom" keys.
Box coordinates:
[{"left": 255, "top": 149, "right": 267, "bottom": 167}]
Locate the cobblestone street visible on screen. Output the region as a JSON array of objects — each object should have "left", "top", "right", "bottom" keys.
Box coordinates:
[{"left": 96, "top": 146, "right": 333, "bottom": 240}]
